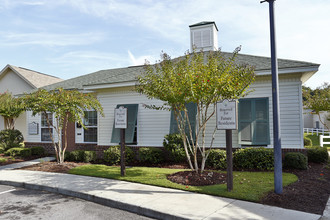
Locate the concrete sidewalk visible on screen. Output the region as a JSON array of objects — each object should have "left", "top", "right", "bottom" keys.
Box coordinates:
[{"left": 0, "top": 159, "right": 325, "bottom": 220}]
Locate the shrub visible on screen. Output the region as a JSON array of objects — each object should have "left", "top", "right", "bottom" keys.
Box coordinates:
[
  {"left": 163, "top": 133, "right": 186, "bottom": 163},
  {"left": 0, "top": 129, "right": 24, "bottom": 151},
  {"left": 205, "top": 149, "right": 227, "bottom": 170},
  {"left": 5, "top": 147, "right": 31, "bottom": 158},
  {"left": 65, "top": 150, "right": 96, "bottom": 163},
  {"left": 283, "top": 152, "right": 308, "bottom": 170},
  {"left": 0, "top": 144, "right": 5, "bottom": 154},
  {"left": 139, "top": 147, "right": 164, "bottom": 164},
  {"left": 233, "top": 147, "right": 274, "bottom": 171},
  {"left": 103, "top": 146, "right": 135, "bottom": 165},
  {"left": 304, "top": 137, "right": 313, "bottom": 147},
  {"left": 306, "top": 146, "right": 329, "bottom": 163},
  {"left": 30, "top": 146, "right": 46, "bottom": 157}
]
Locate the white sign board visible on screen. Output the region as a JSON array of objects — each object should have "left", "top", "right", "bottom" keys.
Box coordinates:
[
  {"left": 28, "top": 122, "right": 39, "bottom": 135},
  {"left": 216, "top": 100, "right": 238, "bottom": 130},
  {"left": 115, "top": 106, "right": 127, "bottom": 129}
]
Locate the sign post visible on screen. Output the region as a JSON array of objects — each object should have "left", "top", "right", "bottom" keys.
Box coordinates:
[
  {"left": 217, "top": 99, "right": 238, "bottom": 192},
  {"left": 115, "top": 106, "right": 127, "bottom": 176}
]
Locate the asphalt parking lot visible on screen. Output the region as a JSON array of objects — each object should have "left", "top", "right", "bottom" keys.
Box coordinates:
[{"left": 0, "top": 185, "right": 154, "bottom": 220}]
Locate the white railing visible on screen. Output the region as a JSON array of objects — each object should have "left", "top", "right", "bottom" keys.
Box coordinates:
[
  {"left": 304, "top": 128, "right": 330, "bottom": 136},
  {"left": 320, "top": 135, "right": 330, "bottom": 147}
]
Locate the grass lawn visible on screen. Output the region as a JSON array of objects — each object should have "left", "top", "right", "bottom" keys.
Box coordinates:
[
  {"left": 305, "top": 133, "right": 330, "bottom": 150},
  {"left": 69, "top": 165, "right": 297, "bottom": 202}
]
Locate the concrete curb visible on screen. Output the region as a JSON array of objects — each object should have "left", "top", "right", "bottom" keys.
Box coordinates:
[
  {"left": 0, "top": 179, "right": 188, "bottom": 220},
  {"left": 321, "top": 196, "right": 330, "bottom": 220}
]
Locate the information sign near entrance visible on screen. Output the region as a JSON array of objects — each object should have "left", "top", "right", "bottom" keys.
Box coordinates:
[
  {"left": 217, "top": 100, "right": 237, "bottom": 192},
  {"left": 115, "top": 106, "right": 127, "bottom": 176}
]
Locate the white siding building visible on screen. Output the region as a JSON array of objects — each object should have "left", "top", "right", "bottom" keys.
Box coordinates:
[{"left": 24, "top": 22, "right": 319, "bottom": 152}]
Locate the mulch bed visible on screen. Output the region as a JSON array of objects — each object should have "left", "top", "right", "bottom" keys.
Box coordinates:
[
  {"left": 261, "top": 163, "right": 330, "bottom": 215},
  {"left": 167, "top": 170, "right": 226, "bottom": 186},
  {"left": 6, "top": 160, "right": 330, "bottom": 215}
]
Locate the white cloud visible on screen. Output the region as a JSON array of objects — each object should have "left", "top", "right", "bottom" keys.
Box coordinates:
[
  {"left": 0, "top": 32, "right": 104, "bottom": 47},
  {"left": 128, "top": 50, "right": 153, "bottom": 66}
]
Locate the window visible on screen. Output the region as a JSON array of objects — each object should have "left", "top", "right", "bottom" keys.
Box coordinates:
[
  {"left": 111, "top": 104, "right": 138, "bottom": 144},
  {"left": 169, "top": 103, "right": 197, "bottom": 139},
  {"left": 83, "top": 111, "right": 98, "bottom": 143},
  {"left": 238, "top": 98, "right": 270, "bottom": 145},
  {"left": 41, "top": 112, "right": 53, "bottom": 142}
]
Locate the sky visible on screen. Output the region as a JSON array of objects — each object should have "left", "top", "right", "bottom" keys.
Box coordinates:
[{"left": 0, "top": 0, "right": 329, "bottom": 88}]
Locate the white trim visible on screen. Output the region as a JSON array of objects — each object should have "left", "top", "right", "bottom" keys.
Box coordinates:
[
  {"left": 255, "top": 66, "right": 319, "bottom": 76},
  {"left": 299, "top": 83, "right": 304, "bottom": 148}
]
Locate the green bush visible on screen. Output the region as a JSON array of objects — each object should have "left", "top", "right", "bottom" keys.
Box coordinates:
[
  {"left": 30, "top": 146, "right": 46, "bottom": 157},
  {"left": 139, "top": 147, "right": 164, "bottom": 164},
  {"left": 0, "top": 129, "right": 24, "bottom": 151},
  {"left": 304, "top": 137, "right": 313, "bottom": 147},
  {"left": 103, "top": 146, "right": 135, "bottom": 165},
  {"left": 306, "top": 146, "right": 329, "bottom": 163},
  {"left": 163, "top": 133, "right": 186, "bottom": 163},
  {"left": 233, "top": 147, "right": 274, "bottom": 171},
  {"left": 283, "top": 152, "right": 308, "bottom": 170},
  {"left": 5, "top": 147, "right": 31, "bottom": 158},
  {"left": 65, "top": 150, "right": 96, "bottom": 163},
  {"left": 0, "top": 144, "right": 5, "bottom": 154},
  {"left": 205, "top": 149, "right": 227, "bottom": 170}
]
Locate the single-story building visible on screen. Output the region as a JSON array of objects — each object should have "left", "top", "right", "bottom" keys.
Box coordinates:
[
  {"left": 23, "top": 21, "right": 320, "bottom": 154},
  {"left": 0, "top": 64, "right": 62, "bottom": 138}
]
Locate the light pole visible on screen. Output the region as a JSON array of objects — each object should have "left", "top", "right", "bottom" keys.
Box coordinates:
[{"left": 261, "top": 0, "right": 283, "bottom": 194}]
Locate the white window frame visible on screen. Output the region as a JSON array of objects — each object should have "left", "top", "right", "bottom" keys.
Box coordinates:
[
  {"left": 41, "top": 112, "right": 53, "bottom": 142},
  {"left": 83, "top": 110, "right": 98, "bottom": 143}
]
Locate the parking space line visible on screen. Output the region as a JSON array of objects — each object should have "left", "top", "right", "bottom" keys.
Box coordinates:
[{"left": 0, "top": 189, "right": 16, "bottom": 195}]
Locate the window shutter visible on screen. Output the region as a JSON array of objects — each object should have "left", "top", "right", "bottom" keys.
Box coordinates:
[
  {"left": 111, "top": 104, "right": 138, "bottom": 144},
  {"left": 238, "top": 98, "right": 269, "bottom": 145},
  {"left": 169, "top": 103, "right": 197, "bottom": 139}
]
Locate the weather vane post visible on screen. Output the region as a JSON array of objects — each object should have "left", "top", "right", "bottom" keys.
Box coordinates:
[{"left": 261, "top": 0, "right": 283, "bottom": 194}]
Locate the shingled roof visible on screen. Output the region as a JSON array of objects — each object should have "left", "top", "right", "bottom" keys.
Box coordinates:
[
  {"left": 42, "top": 52, "right": 319, "bottom": 91},
  {"left": 0, "top": 65, "right": 63, "bottom": 88}
]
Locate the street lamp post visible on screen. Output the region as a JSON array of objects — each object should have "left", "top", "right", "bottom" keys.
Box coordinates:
[{"left": 261, "top": 0, "right": 283, "bottom": 194}]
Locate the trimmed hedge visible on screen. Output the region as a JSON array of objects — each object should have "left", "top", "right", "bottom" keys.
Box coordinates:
[
  {"left": 205, "top": 149, "right": 227, "bottom": 170},
  {"left": 163, "top": 133, "right": 186, "bottom": 163},
  {"left": 283, "top": 152, "right": 308, "bottom": 170},
  {"left": 103, "top": 146, "right": 135, "bottom": 165},
  {"left": 0, "top": 129, "right": 24, "bottom": 151},
  {"left": 65, "top": 150, "right": 96, "bottom": 163},
  {"left": 5, "top": 147, "right": 31, "bottom": 158},
  {"left": 306, "top": 146, "right": 329, "bottom": 163},
  {"left": 139, "top": 147, "right": 164, "bottom": 164},
  {"left": 30, "top": 146, "right": 46, "bottom": 157},
  {"left": 304, "top": 137, "right": 313, "bottom": 147},
  {"left": 233, "top": 147, "right": 274, "bottom": 171}
]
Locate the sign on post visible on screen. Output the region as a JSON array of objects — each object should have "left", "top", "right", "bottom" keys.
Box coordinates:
[
  {"left": 115, "top": 106, "right": 127, "bottom": 176},
  {"left": 216, "top": 99, "right": 237, "bottom": 192},
  {"left": 115, "top": 106, "right": 127, "bottom": 129},
  {"left": 216, "top": 99, "right": 237, "bottom": 130}
]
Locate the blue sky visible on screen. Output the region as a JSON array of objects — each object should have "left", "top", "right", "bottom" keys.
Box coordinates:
[{"left": 0, "top": 0, "right": 329, "bottom": 88}]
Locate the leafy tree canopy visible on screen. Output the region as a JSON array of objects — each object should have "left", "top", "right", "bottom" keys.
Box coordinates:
[{"left": 137, "top": 48, "right": 255, "bottom": 173}]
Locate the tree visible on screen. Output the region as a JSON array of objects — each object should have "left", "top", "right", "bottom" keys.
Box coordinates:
[
  {"left": 137, "top": 48, "right": 255, "bottom": 173},
  {"left": 0, "top": 92, "right": 25, "bottom": 129},
  {"left": 303, "top": 83, "right": 330, "bottom": 130},
  {"left": 23, "top": 88, "right": 104, "bottom": 163}
]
